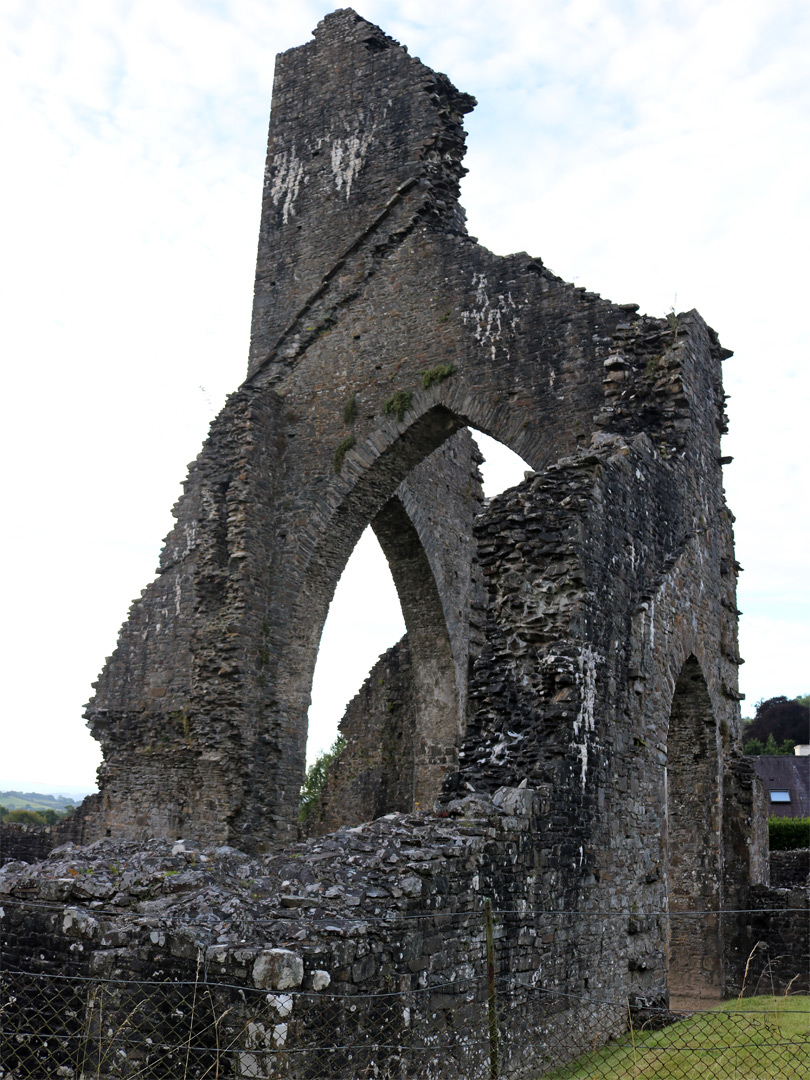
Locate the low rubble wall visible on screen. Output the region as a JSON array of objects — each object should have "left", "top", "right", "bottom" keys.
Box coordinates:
[{"left": 2, "top": 788, "right": 665, "bottom": 1079}]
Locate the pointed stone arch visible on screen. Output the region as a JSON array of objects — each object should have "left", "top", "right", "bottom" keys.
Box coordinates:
[
  {"left": 271, "top": 424, "right": 483, "bottom": 842},
  {"left": 78, "top": 10, "right": 740, "bottom": 881},
  {"left": 664, "top": 655, "right": 724, "bottom": 1004}
]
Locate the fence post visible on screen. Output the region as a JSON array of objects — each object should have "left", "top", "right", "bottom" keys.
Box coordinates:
[{"left": 484, "top": 897, "right": 499, "bottom": 1080}]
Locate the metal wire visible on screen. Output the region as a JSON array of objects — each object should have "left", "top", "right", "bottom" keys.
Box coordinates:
[{"left": 1, "top": 909, "right": 808, "bottom": 1079}]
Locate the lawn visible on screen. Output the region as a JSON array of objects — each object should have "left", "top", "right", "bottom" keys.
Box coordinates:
[{"left": 540, "top": 995, "right": 809, "bottom": 1080}]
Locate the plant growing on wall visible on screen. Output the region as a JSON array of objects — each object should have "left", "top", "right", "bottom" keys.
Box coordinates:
[
  {"left": 421, "top": 364, "right": 455, "bottom": 390},
  {"left": 383, "top": 390, "right": 412, "bottom": 422},
  {"left": 333, "top": 435, "right": 356, "bottom": 472}
]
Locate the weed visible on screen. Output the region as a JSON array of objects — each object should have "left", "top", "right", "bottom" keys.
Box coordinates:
[
  {"left": 383, "top": 389, "right": 412, "bottom": 422},
  {"left": 421, "top": 363, "right": 455, "bottom": 390},
  {"left": 333, "top": 434, "right": 356, "bottom": 472},
  {"left": 169, "top": 707, "right": 191, "bottom": 738},
  {"left": 342, "top": 395, "right": 358, "bottom": 425}
]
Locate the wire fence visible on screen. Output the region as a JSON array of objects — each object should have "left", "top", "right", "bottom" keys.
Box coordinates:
[{"left": 1, "top": 907, "right": 808, "bottom": 1079}]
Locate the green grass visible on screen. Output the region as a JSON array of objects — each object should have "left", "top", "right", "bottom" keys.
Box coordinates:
[{"left": 540, "top": 995, "right": 809, "bottom": 1079}]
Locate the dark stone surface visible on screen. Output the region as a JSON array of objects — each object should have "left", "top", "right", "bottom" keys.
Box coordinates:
[
  {"left": 3, "top": 13, "right": 796, "bottom": 1076},
  {"left": 75, "top": 10, "right": 743, "bottom": 863},
  {"left": 770, "top": 847, "right": 810, "bottom": 888}
]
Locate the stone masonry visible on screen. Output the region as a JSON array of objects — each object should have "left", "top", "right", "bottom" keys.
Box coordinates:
[{"left": 2, "top": 11, "right": 800, "bottom": 1078}]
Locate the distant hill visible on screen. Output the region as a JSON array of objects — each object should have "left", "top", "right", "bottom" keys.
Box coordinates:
[{"left": 0, "top": 790, "right": 79, "bottom": 814}]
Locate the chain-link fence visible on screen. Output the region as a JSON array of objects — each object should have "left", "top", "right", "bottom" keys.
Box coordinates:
[{"left": 2, "top": 908, "right": 808, "bottom": 1079}]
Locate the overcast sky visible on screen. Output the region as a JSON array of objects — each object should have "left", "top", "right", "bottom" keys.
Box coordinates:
[{"left": 1, "top": 0, "right": 807, "bottom": 795}]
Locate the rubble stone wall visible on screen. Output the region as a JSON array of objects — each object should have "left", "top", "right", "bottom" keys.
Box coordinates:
[
  {"left": 2, "top": 14, "right": 786, "bottom": 1070},
  {"left": 79, "top": 8, "right": 742, "bottom": 854},
  {"left": 769, "top": 847, "right": 810, "bottom": 889}
]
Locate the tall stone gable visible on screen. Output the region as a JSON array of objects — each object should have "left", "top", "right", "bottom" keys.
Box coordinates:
[
  {"left": 77, "top": 6, "right": 750, "bottom": 942},
  {"left": 4, "top": 13, "right": 789, "bottom": 1052}
]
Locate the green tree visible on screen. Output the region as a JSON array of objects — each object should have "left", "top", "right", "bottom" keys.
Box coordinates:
[
  {"left": 4, "top": 809, "right": 47, "bottom": 825},
  {"left": 744, "top": 733, "right": 796, "bottom": 755},
  {"left": 743, "top": 696, "right": 808, "bottom": 747},
  {"left": 299, "top": 736, "right": 346, "bottom": 824}
]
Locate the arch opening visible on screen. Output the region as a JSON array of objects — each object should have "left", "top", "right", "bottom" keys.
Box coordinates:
[
  {"left": 298, "top": 422, "right": 534, "bottom": 834},
  {"left": 470, "top": 428, "right": 532, "bottom": 497},
  {"left": 664, "top": 656, "right": 724, "bottom": 1005},
  {"left": 306, "top": 527, "right": 405, "bottom": 768}
]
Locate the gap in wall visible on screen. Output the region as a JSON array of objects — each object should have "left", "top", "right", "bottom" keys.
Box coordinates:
[{"left": 304, "top": 429, "right": 531, "bottom": 767}]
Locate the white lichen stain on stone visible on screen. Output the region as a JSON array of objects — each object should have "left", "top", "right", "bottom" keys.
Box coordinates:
[
  {"left": 461, "top": 272, "right": 520, "bottom": 360},
  {"left": 330, "top": 129, "right": 373, "bottom": 199},
  {"left": 574, "top": 646, "right": 599, "bottom": 789},
  {"left": 240, "top": 1021, "right": 280, "bottom": 1077},
  {"left": 266, "top": 993, "right": 293, "bottom": 1017},
  {"left": 489, "top": 739, "right": 509, "bottom": 765},
  {"left": 269, "top": 147, "right": 304, "bottom": 224},
  {"left": 62, "top": 907, "right": 98, "bottom": 939}
]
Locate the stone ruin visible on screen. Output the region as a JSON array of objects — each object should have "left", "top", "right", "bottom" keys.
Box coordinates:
[{"left": 2, "top": 10, "right": 807, "bottom": 1078}]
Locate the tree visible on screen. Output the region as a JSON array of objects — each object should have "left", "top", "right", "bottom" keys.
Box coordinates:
[
  {"left": 4, "top": 809, "right": 47, "bottom": 825},
  {"left": 742, "top": 696, "right": 809, "bottom": 748},
  {"left": 299, "top": 736, "right": 346, "bottom": 824},
  {"left": 744, "top": 733, "right": 796, "bottom": 756}
]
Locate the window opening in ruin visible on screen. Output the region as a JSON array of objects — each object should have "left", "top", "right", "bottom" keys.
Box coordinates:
[
  {"left": 302, "top": 426, "right": 533, "bottom": 832},
  {"left": 307, "top": 527, "right": 405, "bottom": 767},
  {"left": 469, "top": 429, "right": 532, "bottom": 498},
  {"left": 306, "top": 430, "right": 531, "bottom": 766}
]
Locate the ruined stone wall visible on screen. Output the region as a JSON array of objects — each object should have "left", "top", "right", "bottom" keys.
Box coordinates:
[
  {"left": 770, "top": 847, "right": 810, "bottom": 888},
  {"left": 78, "top": 9, "right": 742, "bottom": 857},
  {"left": 57, "top": 12, "right": 601, "bottom": 848},
  {"left": 728, "top": 883, "right": 810, "bottom": 994},
  {"left": 1, "top": 794, "right": 666, "bottom": 1079},
  {"left": 0, "top": 823, "right": 55, "bottom": 867},
  {"left": 304, "top": 638, "right": 417, "bottom": 836},
  {"left": 4, "top": 12, "right": 775, "bottom": 1056}
]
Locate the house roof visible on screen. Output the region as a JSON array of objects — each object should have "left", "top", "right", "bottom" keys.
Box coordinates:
[{"left": 750, "top": 755, "right": 810, "bottom": 818}]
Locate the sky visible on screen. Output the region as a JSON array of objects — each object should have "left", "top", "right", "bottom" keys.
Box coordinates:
[{"left": 1, "top": 0, "right": 807, "bottom": 795}]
